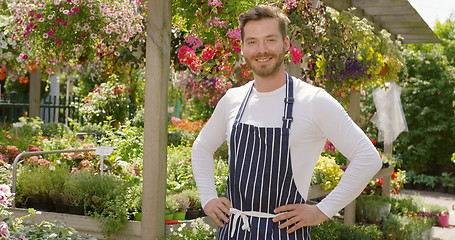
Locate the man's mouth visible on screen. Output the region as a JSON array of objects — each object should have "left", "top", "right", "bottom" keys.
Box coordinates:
[{"left": 256, "top": 57, "right": 272, "bottom": 62}]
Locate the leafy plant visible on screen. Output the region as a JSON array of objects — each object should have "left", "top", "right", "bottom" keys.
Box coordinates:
[
  {"left": 381, "top": 213, "right": 434, "bottom": 240},
  {"left": 312, "top": 156, "right": 344, "bottom": 191},
  {"left": 312, "top": 218, "right": 383, "bottom": 240},
  {"left": 167, "top": 146, "right": 195, "bottom": 193},
  {"left": 75, "top": 75, "right": 130, "bottom": 127},
  {"left": 166, "top": 218, "right": 217, "bottom": 240},
  {"left": 356, "top": 194, "right": 391, "bottom": 224}
]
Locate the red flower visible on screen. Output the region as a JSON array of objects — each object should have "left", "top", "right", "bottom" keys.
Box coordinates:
[
  {"left": 370, "top": 138, "right": 377, "bottom": 145},
  {"left": 391, "top": 172, "right": 398, "bottom": 179}
]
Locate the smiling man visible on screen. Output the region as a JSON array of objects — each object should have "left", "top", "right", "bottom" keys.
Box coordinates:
[{"left": 191, "top": 5, "right": 382, "bottom": 239}]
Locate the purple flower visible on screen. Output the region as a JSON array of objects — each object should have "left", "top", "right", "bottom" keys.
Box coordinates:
[
  {"left": 48, "top": 30, "right": 54, "bottom": 36},
  {"left": 72, "top": 7, "right": 80, "bottom": 13},
  {"left": 81, "top": 33, "right": 87, "bottom": 38},
  {"left": 36, "top": 13, "right": 43, "bottom": 19},
  {"left": 63, "top": 21, "right": 68, "bottom": 26}
]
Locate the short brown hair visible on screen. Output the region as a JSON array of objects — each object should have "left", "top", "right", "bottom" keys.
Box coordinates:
[{"left": 238, "top": 5, "right": 290, "bottom": 41}]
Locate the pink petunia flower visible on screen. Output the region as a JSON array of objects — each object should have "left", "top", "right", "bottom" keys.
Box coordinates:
[
  {"left": 0, "top": 221, "right": 9, "bottom": 239},
  {"left": 72, "top": 7, "right": 80, "bottom": 13},
  {"left": 0, "top": 184, "right": 11, "bottom": 197},
  {"left": 81, "top": 33, "right": 87, "bottom": 38},
  {"left": 63, "top": 21, "right": 68, "bottom": 27},
  {"left": 48, "top": 30, "right": 54, "bottom": 37}
]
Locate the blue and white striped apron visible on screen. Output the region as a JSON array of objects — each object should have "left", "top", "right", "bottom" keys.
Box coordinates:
[{"left": 217, "top": 74, "right": 311, "bottom": 239}]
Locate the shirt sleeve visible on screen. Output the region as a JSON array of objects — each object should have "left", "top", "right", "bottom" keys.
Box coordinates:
[
  {"left": 312, "top": 90, "right": 383, "bottom": 218},
  {"left": 191, "top": 94, "right": 229, "bottom": 208}
]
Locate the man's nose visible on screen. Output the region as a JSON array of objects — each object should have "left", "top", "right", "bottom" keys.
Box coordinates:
[{"left": 257, "top": 41, "right": 268, "bottom": 54}]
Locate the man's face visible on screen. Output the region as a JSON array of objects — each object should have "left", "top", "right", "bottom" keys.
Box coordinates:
[{"left": 241, "top": 18, "right": 290, "bottom": 78}]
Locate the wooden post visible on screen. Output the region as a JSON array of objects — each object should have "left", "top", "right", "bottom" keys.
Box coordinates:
[
  {"left": 142, "top": 0, "right": 171, "bottom": 239},
  {"left": 344, "top": 89, "right": 361, "bottom": 225},
  {"left": 29, "top": 70, "right": 41, "bottom": 118}
]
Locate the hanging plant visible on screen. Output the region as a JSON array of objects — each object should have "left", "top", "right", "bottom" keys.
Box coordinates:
[{"left": 7, "top": 0, "right": 144, "bottom": 76}]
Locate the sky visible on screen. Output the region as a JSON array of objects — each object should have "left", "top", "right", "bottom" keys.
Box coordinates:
[{"left": 408, "top": 0, "right": 455, "bottom": 28}]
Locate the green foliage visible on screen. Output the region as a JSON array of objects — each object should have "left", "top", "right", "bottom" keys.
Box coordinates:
[
  {"left": 40, "top": 122, "right": 70, "bottom": 138},
  {"left": 395, "top": 42, "right": 455, "bottom": 174},
  {"left": 166, "top": 218, "right": 217, "bottom": 240},
  {"left": 356, "top": 195, "right": 391, "bottom": 224},
  {"left": 75, "top": 74, "right": 130, "bottom": 127},
  {"left": 167, "top": 146, "right": 195, "bottom": 193},
  {"left": 98, "top": 120, "right": 144, "bottom": 173},
  {"left": 381, "top": 214, "right": 434, "bottom": 240},
  {"left": 7, "top": 209, "right": 95, "bottom": 240},
  {"left": 181, "top": 188, "right": 201, "bottom": 211},
  {"left": 311, "top": 156, "right": 344, "bottom": 191},
  {"left": 17, "top": 165, "right": 54, "bottom": 200},
  {"left": 312, "top": 218, "right": 383, "bottom": 240}
]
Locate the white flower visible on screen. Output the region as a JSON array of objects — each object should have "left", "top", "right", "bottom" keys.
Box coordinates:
[
  {"left": 74, "top": 0, "right": 80, "bottom": 4},
  {"left": 83, "top": 25, "right": 90, "bottom": 30},
  {"left": 63, "top": 10, "right": 70, "bottom": 15},
  {"left": 90, "top": 16, "right": 95, "bottom": 20},
  {"left": 90, "top": 10, "right": 95, "bottom": 15},
  {"left": 59, "top": 7, "right": 64, "bottom": 12},
  {"left": 87, "top": 4, "right": 92, "bottom": 7},
  {"left": 114, "top": 51, "right": 120, "bottom": 56},
  {"left": 47, "top": 14, "right": 54, "bottom": 19},
  {"left": 91, "top": 33, "right": 97, "bottom": 38},
  {"left": 43, "top": 33, "right": 48, "bottom": 38},
  {"left": 0, "top": 42, "right": 6, "bottom": 49},
  {"left": 38, "top": 17, "right": 45, "bottom": 22},
  {"left": 105, "top": 28, "right": 112, "bottom": 34},
  {"left": 54, "top": 0, "right": 61, "bottom": 5},
  {"left": 115, "top": 29, "right": 121, "bottom": 34}
]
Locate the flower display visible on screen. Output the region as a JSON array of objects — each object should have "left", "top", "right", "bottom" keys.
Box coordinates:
[{"left": 7, "top": 0, "right": 144, "bottom": 75}]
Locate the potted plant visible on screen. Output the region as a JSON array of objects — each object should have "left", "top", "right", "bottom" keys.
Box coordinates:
[
  {"left": 165, "top": 196, "right": 179, "bottom": 220},
  {"left": 48, "top": 164, "right": 70, "bottom": 213},
  {"left": 439, "top": 172, "right": 452, "bottom": 193},
  {"left": 356, "top": 195, "right": 391, "bottom": 224},
  {"left": 169, "top": 192, "right": 190, "bottom": 220},
  {"left": 16, "top": 164, "right": 54, "bottom": 211},
  {"left": 181, "top": 188, "right": 203, "bottom": 220}
]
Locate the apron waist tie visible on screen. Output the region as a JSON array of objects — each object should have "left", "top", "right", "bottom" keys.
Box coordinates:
[{"left": 230, "top": 208, "right": 283, "bottom": 238}]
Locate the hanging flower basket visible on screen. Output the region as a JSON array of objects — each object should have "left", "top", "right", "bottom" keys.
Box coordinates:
[{"left": 377, "top": 63, "right": 389, "bottom": 77}]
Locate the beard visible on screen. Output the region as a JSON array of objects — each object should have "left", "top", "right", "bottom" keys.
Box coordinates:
[{"left": 244, "top": 47, "right": 286, "bottom": 78}]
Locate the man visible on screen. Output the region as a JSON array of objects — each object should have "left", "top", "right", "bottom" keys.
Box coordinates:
[{"left": 191, "top": 5, "right": 382, "bottom": 239}]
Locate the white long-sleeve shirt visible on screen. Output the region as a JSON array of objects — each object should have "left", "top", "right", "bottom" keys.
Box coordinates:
[{"left": 191, "top": 77, "right": 382, "bottom": 218}]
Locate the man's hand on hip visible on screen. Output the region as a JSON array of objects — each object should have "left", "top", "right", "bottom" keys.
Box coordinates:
[
  {"left": 272, "top": 204, "right": 328, "bottom": 233},
  {"left": 204, "top": 197, "right": 232, "bottom": 227}
]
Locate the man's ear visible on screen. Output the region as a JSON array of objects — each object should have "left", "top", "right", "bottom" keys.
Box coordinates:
[
  {"left": 240, "top": 41, "right": 244, "bottom": 55},
  {"left": 285, "top": 36, "right": 290, "bottom": 52}
]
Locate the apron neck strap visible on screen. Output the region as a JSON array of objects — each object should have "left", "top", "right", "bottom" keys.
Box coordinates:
[{"left": 233, "top": 73, "right": 295, "bottom": 128}]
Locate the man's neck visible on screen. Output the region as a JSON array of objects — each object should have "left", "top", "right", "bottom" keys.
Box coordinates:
[{"left": 253, "top": 69, "right": 287, "bottom": 93}]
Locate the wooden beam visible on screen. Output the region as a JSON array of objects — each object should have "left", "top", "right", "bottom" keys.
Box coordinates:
[
  {"left": 29, "top": 70, "right": 40, "bottom": 119},
  {"left": 142, "top": 0, "right": 171, "bottom": 239},
  {"left": 352, "top": 0, "right": 407, "bottom": 8}
]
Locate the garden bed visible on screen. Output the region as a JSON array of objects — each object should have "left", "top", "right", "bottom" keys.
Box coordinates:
[{"left": 9, "top": 208, "right": 141, "bottom": 240}]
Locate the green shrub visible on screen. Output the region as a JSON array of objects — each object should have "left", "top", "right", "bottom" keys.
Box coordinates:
[
  {"left": 356, "top": 195, "right": 391, "bottom": 224},
  {"left": 382, "top": 214, "right": 434, "bottom": 240},
  {"left": 181, "top": 188, "right": 201, "bottom": 211},
  {"left": 40, "top": 122, "right": 70, "bottom": 138},
  {"left": 313, "top": 219, "right": 383, "bottom": 240},
  {"left": 389, "top": 195, "right": 419, "bottom": 215},
  {"left": 167, "top": 146, "right": 195, "bottom": 193}
]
